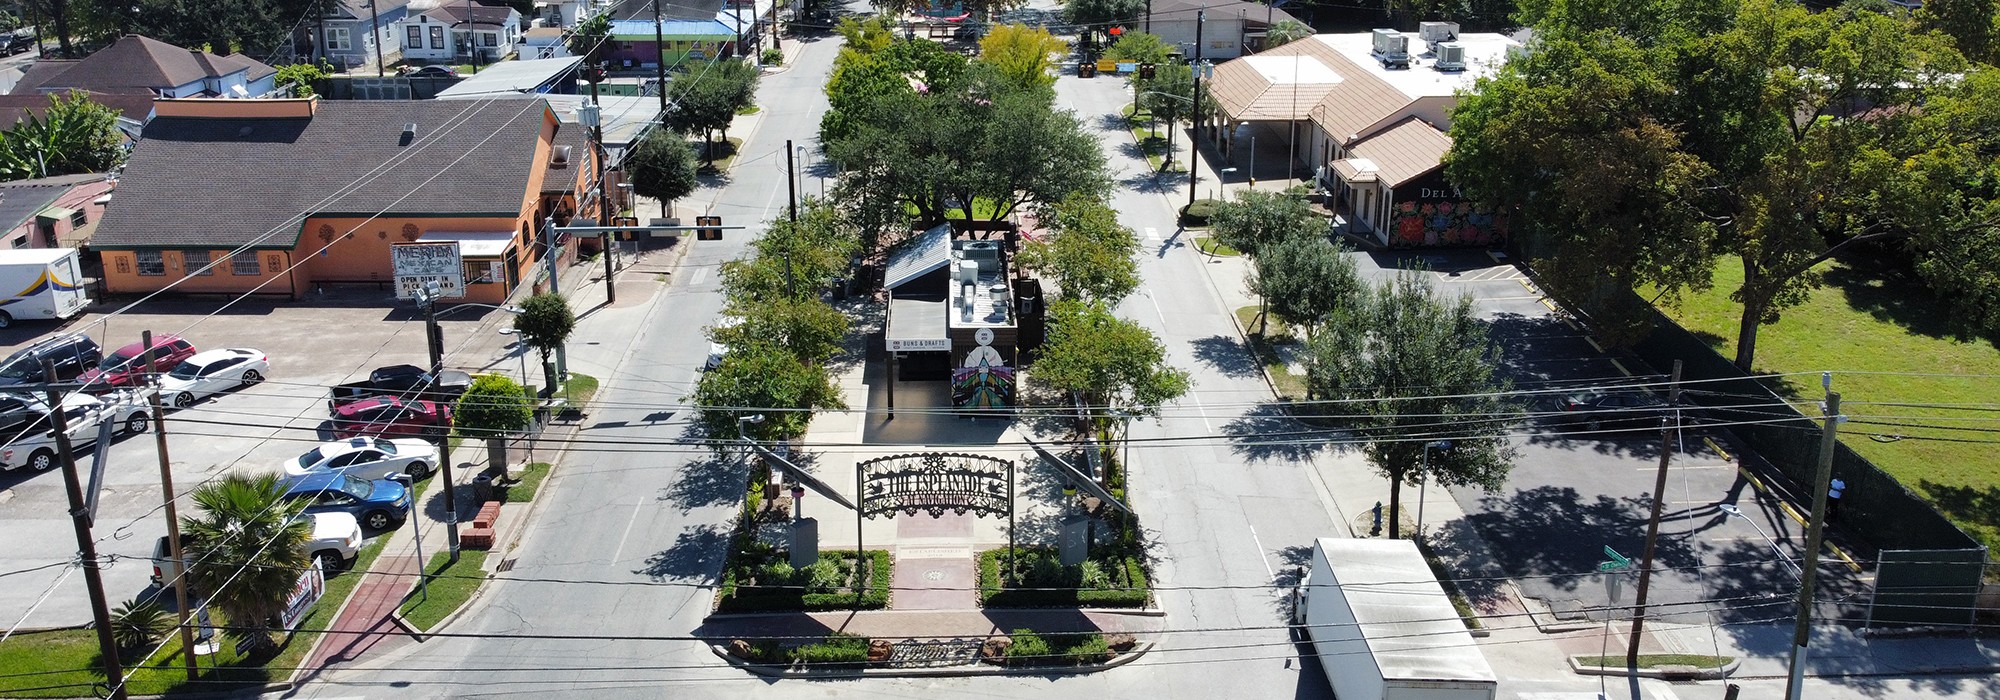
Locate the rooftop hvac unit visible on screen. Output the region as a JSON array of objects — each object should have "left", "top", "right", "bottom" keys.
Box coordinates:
[
  {"left": 1434, "top": 42, "right": 1466, "bottom": 71},
  {"left": 1419, "top": 21, "right": 1459, "bottom": 45},
  {"left": 958, "top": 259, "right": 980, "bottom": 285},
  {"left": 1370, "top": 29, "right": 1410, "bottom": 69},
  {"left": 962, "top": 241, "right": 1001, "bottom": 272}
]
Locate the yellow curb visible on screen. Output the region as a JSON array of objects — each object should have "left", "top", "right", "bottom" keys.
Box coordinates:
[
  {"left": 1705, "top": 437, "right": 1734, "bottom": 462},
  {"left": 1539, "top": 297, "right": 1560, "bottom": 314},
  {"left": 1778, "top": 501, "right": 1807, "bottom": 526}
]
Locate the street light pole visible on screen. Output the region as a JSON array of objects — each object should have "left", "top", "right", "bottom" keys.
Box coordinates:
[
  {"left": 1187, "top": 10, "right": 1204, "bottom": 209},
  {"left": 392, "top": 473, "right": 427, "bottom": 603},
  {"left": 416, "top": 282, "right": 460, "bottom": 558}
]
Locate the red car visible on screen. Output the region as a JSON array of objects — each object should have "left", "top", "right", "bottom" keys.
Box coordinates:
[
  {"left": 331, "top": 396, "right": 452, "bottom": 439},
  {"left": 78, "top": 335, "right": 197, "bottom": 391}
]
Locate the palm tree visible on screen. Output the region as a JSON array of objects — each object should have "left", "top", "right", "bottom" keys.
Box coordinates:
[
  {"left": 180, "top": 474, "right": 310, "bottom": 651},
  {"left": 1265, "top": 20, "right": 1313, "bottom": 49}
]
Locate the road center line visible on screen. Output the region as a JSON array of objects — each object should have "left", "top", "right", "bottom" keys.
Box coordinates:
[
  {"left": 611, "top": 494, "right": 646, "bottom": 564},
  {"left": 1247, "top": 525, "right": 1276, "bottom": 579}
]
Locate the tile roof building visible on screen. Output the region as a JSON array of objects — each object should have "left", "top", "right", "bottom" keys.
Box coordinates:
[
  {"left": 1208, "top": 27, "right": 1519, "bottom": 247},
  {"left": 92, "top": 98, "right": 588, "bottom": 303},
  {"left": 11, "top": 35, "right": 279, "bottom": 98}
]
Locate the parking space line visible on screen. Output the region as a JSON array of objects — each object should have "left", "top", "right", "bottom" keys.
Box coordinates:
[
  {"left": 1608, "top": 358, "right": 1632, "bottom": 376},
  {"left": 1639, "top": 464, "right": 1737, "bottom": 471},
  {"left": 1481, "top": 295, "right": 1546, "bottom": 301},
  {"left": 1584, "top": 335, "right": 1604, "bottom": 353},
  {"left": 1144, "top": 227, "right": 1161, "bottom": 241}
]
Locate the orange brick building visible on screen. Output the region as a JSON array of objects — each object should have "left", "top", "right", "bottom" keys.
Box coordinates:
[{"left": 92, "top": 97, "right": 594, "bottom": 305}]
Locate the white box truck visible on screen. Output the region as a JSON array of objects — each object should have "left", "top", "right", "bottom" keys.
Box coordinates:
[
  {"left": 1294, "top": 538, "right": 1498, "bottom": 700},
  {"left": 0, "top": 248, "right": 88, "bottom": 329}
]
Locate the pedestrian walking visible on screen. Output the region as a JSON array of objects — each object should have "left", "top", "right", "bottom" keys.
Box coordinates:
[{"left": 1827, "top": 477, "right": 1845, "bottom": 521}]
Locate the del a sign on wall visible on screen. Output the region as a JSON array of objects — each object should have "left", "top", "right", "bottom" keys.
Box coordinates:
[
  {"left": 888, "top": 338, "right": 950, "bottom": 352},
  {"left": 392, "top": 242, "right": 464, "bottom": 300}
]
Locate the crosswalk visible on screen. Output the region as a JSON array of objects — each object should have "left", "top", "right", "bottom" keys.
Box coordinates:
[{"left": 1438, "top": 265, "right": 1528, "bottom": 283}]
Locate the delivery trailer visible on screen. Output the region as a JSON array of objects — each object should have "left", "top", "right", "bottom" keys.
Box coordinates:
[
  {"left": 0, "top": 248, "right": 88, "bottom": 329},
  {"left": 1294, "top": 538, "right": 1498, "bottom": 700}
]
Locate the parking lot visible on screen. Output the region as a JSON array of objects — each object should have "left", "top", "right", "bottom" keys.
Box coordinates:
[
  {"left": 0, "top": 289, "right": 530, "bottom": 627},
  {"left": 1369, "top": 250, "right": 1866, "bottom": 625}
]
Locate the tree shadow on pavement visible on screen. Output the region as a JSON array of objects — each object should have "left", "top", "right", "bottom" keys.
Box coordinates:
[
  {"left": 659, "top": 454, "right": 748, "bottom": 513},
  {"left": 1121, "top": 170, "right": 1183, "bottom": 195},
  {"left": 1189, "top": 334, "right": 1264, "bottom": 379},
  {"left": 1221, "top": 402, "right": 1337, "bottom": 463},
  {"left": 637, "top": 523, "right": 729, "bottom": 582},
  {"left": 1446, "top": 485, "right": 1711, "bottom": 596}
]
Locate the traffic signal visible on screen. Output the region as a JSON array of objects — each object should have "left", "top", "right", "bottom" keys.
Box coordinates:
[
  {"left": 613, "top": 216, "right": 638, "bottom": 240},
  {"left": 1139, "top": 63, "right": 1156, "bottom": 79},
  {"left": 696, "top": 216, "right": 722, "bottom": 241}
]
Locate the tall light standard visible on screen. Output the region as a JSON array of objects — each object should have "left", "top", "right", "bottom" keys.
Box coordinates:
[
  {"left": 1416, "top": 440, "right": 1451, "bottom": 537},
  {"left": 497, "top": 328, "right": 532, "bottom": 394},
  {"left": 390, "top": 473, "right": 427, "bottom": 603},
  {"left": 412, "top": 282, "right": 523, "bottom": 557}
]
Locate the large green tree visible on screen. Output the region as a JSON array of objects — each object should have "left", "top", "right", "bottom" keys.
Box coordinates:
[
  {"left": 1015, "top": 193, "right": 1141, "bottom": 304},
  {"left": 666, "top": 59, "right": 760, "bottom": 161},
  {"left": 1103, "top": 32, "right": 1173, "bottom": 64},
  {"left": 1304, "top": 271, "right": 1518, "bottom": 539},
  {"left": 1252, "top": 234, "right": 1362, "bottom": 338},
  {"left": 715, "top": 296, "right": 850, "bottom": 365},
  {"left": 568, "top": 12, "right": 612, "bottom": 61},
  {"left": 0, "top": 92, "right": 125, "bottom": 182},
  {"left": 1063, "top": 0, "right": 1146, "bottom": 43},
  {"left": 625, "top": 127, "right": 699, "bottom": 217},
  {"left": 513, "top": 293, "right": 575, "bottom": 392},
  {"left": 1034, "top": 299, "right": 1191, "bottom": 422},
  {"left": 1209, "top": 189, "right": 1327, "bottom": 330},
  {"left": 721, "top": 196, "right": 860, "bottom": 302},
  {"left": 180, "top": 474, "right": 309, "bottom": 650},
  {"left": 690, "top": 341, "right": 844, "bottom": 447},
  {"left": 977, "top": 23, "right": 1067, "bottom": 92}
]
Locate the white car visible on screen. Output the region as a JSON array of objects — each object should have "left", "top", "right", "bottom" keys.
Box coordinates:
[
  {"left": 293, "top": 511, "right": 363, "bottom": 571},
  {"left": 0, "top": 391, "right": 152, "bottom": 471},
  {"left": 704, "top": 315, "right": 742, "bottom": 371},
  {"left": 283, "top": 436, "right": 438, "bottom": 482},
  {"left": 160, "top": 348, "right": 267, "bottom": 409}
]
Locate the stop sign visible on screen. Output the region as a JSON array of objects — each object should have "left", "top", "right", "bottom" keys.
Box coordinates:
[{"left": 1109, "top": 27, "right": 1123, "bottom": 36}]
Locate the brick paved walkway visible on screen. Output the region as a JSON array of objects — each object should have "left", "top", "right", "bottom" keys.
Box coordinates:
[{"left": 304, "top": 554, "right": 420, "bottom": 670}]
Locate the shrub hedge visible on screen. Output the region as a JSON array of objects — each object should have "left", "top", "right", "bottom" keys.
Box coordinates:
[
  {"left": 1002, "top": 628, "right": 1113, "bottom": 666},
  {"left": 978, "top": 547, "right": 1150, "bottom": 608},
  {"left": 716, "top": 549, "right": 892, "bottom": 612}
]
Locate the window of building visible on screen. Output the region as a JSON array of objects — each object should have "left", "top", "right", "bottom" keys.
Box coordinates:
[
  {"left": 9, "top": 237, "right": 25, "bottom": 249},
  {"left": 430, "top": 25, "right": 445, "bottom": 49},
  {"left": 328, "top": 27, "right": 352, "bottom": 51},
  {"left": 407, "top": 25, "right": 422, "bottom": 49},
  {"left": 482, "top": 31, "right": 497, "bottom": 47},
  {"left": 136, "top": 251, "right": 165, "bottom": 276},
  {"left": 183, "top": 250, "right": 214, "bottom": 276},
  {"left": 231, "top": 251, "right": 261, "bottom": 276},
  {"left": 464, "top": 260, "right": 504, "bottom": 284},
  {"left": 68, "top": 210, "right": 85, "bottom": 228}
]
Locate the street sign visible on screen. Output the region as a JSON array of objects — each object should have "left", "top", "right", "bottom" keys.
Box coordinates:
[{"left": 1603, "top": 545, "right": 1630, "bottom": 567}]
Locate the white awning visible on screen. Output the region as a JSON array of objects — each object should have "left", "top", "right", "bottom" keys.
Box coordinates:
[
  {"left": 422, "top": 231, "right": 515, "bottom": 258},
  {"left": 886, "top": 296, "right": 949, "bottom": 352}
]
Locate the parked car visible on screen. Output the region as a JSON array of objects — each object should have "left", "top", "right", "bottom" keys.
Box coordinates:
[
  {"left": 703, "top": 315, "right": 741, "bottom": 371},
  {"left": 332, "top": 395, "right": 452, "bottom": 438},
  {"left": 78, "top": 334, "right": 197, "bottom": 391},
  {"left": 404, "top": 65, "right": 457, "bottom": 78},
  {"left": 0, "top": 392, "right": 47, "bottom": 436},
  {"left": 282, "top": 472, "right": 410, "bottom": 531},
  {"left": 328, "top": 365, "right": 471, "bottom": 412},
  {"left": 159, "top": 348, "right": 267, "bottom": 408},
  {"left": 0, "top": 391, "right": 152, "bottom": 471},
  {"left": 1557, "top": 391, "right": 1672, "bottom": 431},
  {"left": 283, "top": 436, "right": 438, "bottom": 482},
  {"left": 0, "top": 333, "right": 102, "bottom": 384}
]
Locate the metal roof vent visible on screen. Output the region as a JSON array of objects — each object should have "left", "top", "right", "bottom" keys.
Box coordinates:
[
  {"left": 400, "top": 122, "right": 418, "bottom": 146},
  {"left": 550, "top": 145, "right": 572, "bottom": 169}
]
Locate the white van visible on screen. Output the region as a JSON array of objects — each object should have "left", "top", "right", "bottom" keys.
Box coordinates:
[{"left": 0, "top": 248, "right": 88, "bottom": 329}]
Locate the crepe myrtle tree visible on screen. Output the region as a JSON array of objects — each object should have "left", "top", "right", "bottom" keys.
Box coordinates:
[
  {"left": 455, "top": 373, "right": 534, "bottom": 473},
  {"left": 513, "top": 293, "right": 575, "bottom": 395}
]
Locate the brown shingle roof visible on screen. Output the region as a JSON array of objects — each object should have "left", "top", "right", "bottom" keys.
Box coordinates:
[
  {"left": 541, "top": 127, "right": 588, "bottom": 193},
  {"left": 11, "top": 35, "right": 275, "bottom": 95},
  {"left": 1345, "top": 116, "right": 1451, "bottom": 187},
  {"left": 1147, "top": 0, "right": 1300, "bottom": 27},
  {"left": 1210, "top": 44, "right": 1343, "bottom": 121},
  {"left": 93, "top": 99, "right": 553, "bottom": 250},
  {"left": 424, "top": 4, "right": 519, "bottom": 29}
]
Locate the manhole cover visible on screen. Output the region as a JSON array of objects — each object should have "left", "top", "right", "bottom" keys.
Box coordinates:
[{"left": 924, "top": 569, "right": 945, "bottom": 581}]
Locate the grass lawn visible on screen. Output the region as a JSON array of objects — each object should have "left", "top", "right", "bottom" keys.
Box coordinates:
[
  {"left": 506, "top": 462, "right": 553, "bottom": 502},
  {"left": 698, "top": 137, "right": 745, "bottom": 173},
  {"left": 736, "top": 104, "right": 761, "bottom": 115},
  {"left": 1576, "top": 654, "right": 1734, "bottom": 669},
  {"left": 1122, "top": 105, "right": 1185, "bottom": 174},
  {"left": 0, "top": 539, "right": 386, "bottom": 697},
  {"left": 1651, "top": 255, "right": 2000, "bottom": 550},
  {"left": 1194, "top": 236, "right": 1239, "bottom": 256},
  {"left": 397, "top": 550, "right": 490, "bottom": 632},
  {"left": 1235, "top": 306, "right": 1307, "bottom": 400},
  {"left": 562, "top": 372, "right": 599, "bottom": 408}
]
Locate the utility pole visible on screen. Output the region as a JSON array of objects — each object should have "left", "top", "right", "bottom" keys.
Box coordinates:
[
  {"left": 1144, "top": 0, "right": 1152, "bottom": 33},
  {"left": 584, "top": 65, "right": 617, "bottom": 305},
  {"left": 42, "top": 361, "right": 126, "bottom": 699},
  {"left": 653, "top": 0, "right": 668, "bottom": 117},
  {"left": 1626, "top": 360, "right": 1682, "bottom": 682},
  {"left": 466, "top": 0, "right": 480, "bottom": 72},
  {"left": 417, "top": 285, "right": 461, "bottom": 558},
  {"left": 1187, "top": 10, "right": 1205, "bottom": 209},
  {"left": 1786, "top": 382, "right": 1842, "bottom": 700},
  {"left": 370, "top": 0, "right": 386, "bottom": 77},
  {"left": 141, "top": 332, "right": 198, "bottom": 682},
  {"left": 784, "top": 139, "right": 798, "bottom": 297}
]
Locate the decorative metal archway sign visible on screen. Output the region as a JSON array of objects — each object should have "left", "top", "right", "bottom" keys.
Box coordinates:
[{"left": 855, "top": 453, "right": 1017, "bottom": 587}]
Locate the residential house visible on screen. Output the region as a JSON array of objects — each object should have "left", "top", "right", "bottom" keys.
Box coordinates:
[
  {"left": 530, "top": 0, "right": 594, "bottom": 27},
  {"left": 523, "top": 27, "right": 573, "bottom": 58},
  {"left": 10, "top": 35, "right": 279, "bottom": 98},
  {"left": 91, "top": 98, "right": 592, "bottom": 304},
  {"left": 0, "top": 174, "right": 116, "bottom": 250},
  {"left": 398, "top": 4, "right": 524, "bottom": 65},
  {"left": 307, "top": 0, "right": 413, "bottom": 72},
  {"left": 606, "top": 19, "right": 742, "bottom": 67},
  {"left": 0, "top": 92, "right": 156, "bottom": 141},
  {"left": 1208, "top": 25, "right": 1518, "bottom": 247},
  {"left": 1145, "top": 0, "right": 1303, "bottom": 60}
]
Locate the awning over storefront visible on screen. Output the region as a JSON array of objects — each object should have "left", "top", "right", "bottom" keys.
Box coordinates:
[
  {"left": 423, "top": 231, "right": 515, "bottom": 257},
  {"left": 886, "top": 297, "right": 948, "bottom": 352},
  {"left": 1331, "top": 157, "right": 1379, "bottom": 183}
]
